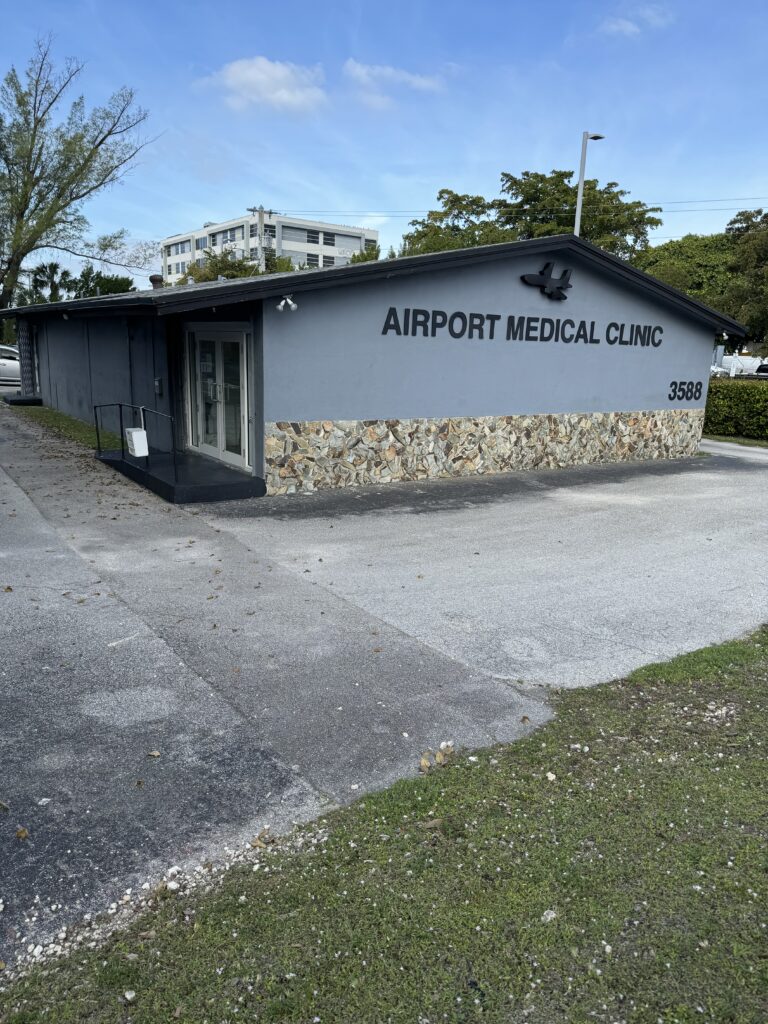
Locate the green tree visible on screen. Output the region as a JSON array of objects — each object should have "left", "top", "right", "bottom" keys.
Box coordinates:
[
  {"left": 263, "top": 249, "right": 295, "bottom": 275},
  {"left": 633, "top": 211, "right": 768, "bottom": 348},
  {"left": 178, "top": 247, "right": 295, "bottom": 284},
  {"left": 0, "top": 38, "right": 150, "bottom": 309},
  {"left": 400, "top": 190, "right": 512, "bottom": 256},
  {"left": 401, "top": 171, "right": 662, "bottom": 261},
  {"left": 71, "top": 262, "right": 134, "bottom": 297},
  {"left": 349, "top": 244, "right": 381, "bottom": 264},
  {"left": 722, "top": 210, "right": 768, "bottom": 348},
  {"left": 13, "top": 260, "right": 75, "bottom": 304},
  {"left": 632, "top": 232, "right": 737, "bottom": 309},
  {"left": 30, "top": 260, "right": 75, "bottom": 302}
]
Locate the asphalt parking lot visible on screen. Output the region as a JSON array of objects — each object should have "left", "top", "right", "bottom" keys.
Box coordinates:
[{"left": 1, "top": 404, "right": 766, "bottom": 965}]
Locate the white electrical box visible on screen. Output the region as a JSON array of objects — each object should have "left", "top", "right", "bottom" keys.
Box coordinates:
[{"left": 125, "top": 427, "right": 149, "bottom": 457}]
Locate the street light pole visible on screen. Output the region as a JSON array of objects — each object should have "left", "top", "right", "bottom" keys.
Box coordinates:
[{"left": 574, "top": 131, "right": 604, "bottom": 237}]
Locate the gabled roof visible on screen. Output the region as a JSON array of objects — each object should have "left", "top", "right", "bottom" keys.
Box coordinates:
[{"left": 2, "top": 234, "right": 746, "bottom": 335}]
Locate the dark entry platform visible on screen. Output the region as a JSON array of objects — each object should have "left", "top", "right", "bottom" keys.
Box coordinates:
[
  {"left": 3, "top": 393, "right": 43, "bottom": 406},
  {"left": 97, "top": 449, "right": 266, "bottom": 503}
]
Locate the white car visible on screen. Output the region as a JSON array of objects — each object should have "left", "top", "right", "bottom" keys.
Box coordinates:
[{"left": 0, "top": 345, "right": 20, "bottom": 385}]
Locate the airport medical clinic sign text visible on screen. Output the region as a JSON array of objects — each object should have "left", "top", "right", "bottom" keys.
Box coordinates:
[{"left": 381, "top": 263, "right": 665, "bottom": 350}]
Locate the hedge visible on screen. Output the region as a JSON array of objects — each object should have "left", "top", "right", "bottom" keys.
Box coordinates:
[{"left": 704, "top": 377, "right": 768, "bottom": 440}]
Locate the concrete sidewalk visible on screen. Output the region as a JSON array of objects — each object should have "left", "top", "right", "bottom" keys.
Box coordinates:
[
  {"left": 0, "top": 408, "right": 545, "bottom": 965},
  {"left": 1, "top": 405, "right": 766, "bottom": 966},
  {"left": 699, "top": 437, "right": 768, "bottom": 463}
]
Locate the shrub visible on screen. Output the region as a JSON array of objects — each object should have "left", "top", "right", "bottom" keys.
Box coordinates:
[{"left": 704, "top": 377, "right": 768, "bottom": 440}]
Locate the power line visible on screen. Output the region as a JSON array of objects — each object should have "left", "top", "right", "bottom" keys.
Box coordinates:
[{"left": 277, "top": 194, "right": 768, "bottom": 214}]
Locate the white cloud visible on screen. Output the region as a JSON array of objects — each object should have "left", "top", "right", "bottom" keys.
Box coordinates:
[
  {"left": 636, "top": 4, "right": 674, "bottom": 27},
  {"left": 599, "top": 5, "right": 673, "bottom": 36},
  {"left": 600, "top": 16, "right": 642, "bottom": 35},
  {"left": 204, "top": 56, "right": 327, "bottom": 113},
  {"left": 343, "top": 58, "right": 442, "bottom": 108}
]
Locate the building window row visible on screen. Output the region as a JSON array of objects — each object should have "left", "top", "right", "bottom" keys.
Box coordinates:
[
  {"left": 281, "top": 225, "right": 351, "bottom": 247},
  {"left": 166, "top": 240, "right": 191, "bottom": 257}
]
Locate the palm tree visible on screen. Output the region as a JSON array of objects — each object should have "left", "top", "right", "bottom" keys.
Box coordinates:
[{"left": 29, "top": 262, "right": 76, "bottom": 303}]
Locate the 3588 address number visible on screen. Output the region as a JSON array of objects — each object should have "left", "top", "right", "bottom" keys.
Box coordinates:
[{"left": 668, "top": 380, "right": 702, "bottom": 401}]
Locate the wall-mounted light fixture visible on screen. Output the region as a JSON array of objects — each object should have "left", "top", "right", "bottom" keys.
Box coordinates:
[{"left": 276, "top": 294, "right": 297, "bottom": 313}]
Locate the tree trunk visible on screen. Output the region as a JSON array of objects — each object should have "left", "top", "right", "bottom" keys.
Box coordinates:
[{"left": 0, "top": 259, "right": 24, "bottom": 309}]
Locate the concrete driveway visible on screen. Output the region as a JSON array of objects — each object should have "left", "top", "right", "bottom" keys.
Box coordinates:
[
  {"left": 203, "top": 444, "right": 768, "bottom": 687},
  {"left": 1, "top": 406, "right": 766, "bottom": 965}
]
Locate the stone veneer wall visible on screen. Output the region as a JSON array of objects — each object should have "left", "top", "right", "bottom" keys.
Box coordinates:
[{"left": 264, "top": 408, "right": 705, "bottom": 495}]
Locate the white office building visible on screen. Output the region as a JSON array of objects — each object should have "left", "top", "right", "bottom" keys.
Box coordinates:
[{"left": 162, "top": 210, "right": 379, "bottom": 282}]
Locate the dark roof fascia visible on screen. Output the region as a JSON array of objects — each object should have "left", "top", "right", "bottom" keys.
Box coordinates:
[
  {"left": 149, "top": 236, "right": 747, "bottom": 333},
  {"left": 2, "top": 235, "right": 746, "bottom": 335},
  {"left": 1, "top": 294, "right": 155, "bottom": 320}
]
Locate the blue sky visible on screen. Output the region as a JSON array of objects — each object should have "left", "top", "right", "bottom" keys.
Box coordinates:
[{"left": 6, "top": 0, "right": 768, "bottom": 284}]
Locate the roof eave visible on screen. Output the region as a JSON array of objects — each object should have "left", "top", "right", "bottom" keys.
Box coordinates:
[{"left": 0, "top": 235, "right": 747, "bottom": 335}]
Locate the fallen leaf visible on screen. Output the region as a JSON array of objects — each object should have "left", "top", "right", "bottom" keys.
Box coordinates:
[
  {"left": 147, "top": 751, "right": 161, "bottom": 759},
  {"left": 419, "top": 818, "right": 444, "bottom": 830},
  {"left": 136, "top": 779, "right": 144, "bottom": 787},
  {"left": 249, "top": 836, "right": 267, "bottom": 849},
  {"left": 15, "top": 826, "right": 29, "bottom": 840},
  {"left": 372, "top": 647, "right": 383, "bottom": 653},
  {"left": 434, "top": 749, "right": 446, "bottom": 765},
  {"left": 521, "top": 715, "right": 530, "bottom": 724},
  {"left": 419, "top": 753, "right": 432, "bottom": 773},
  {"left": 3, "top": 586, "right": 12, "bottom": 593},
  {"left": 173, "top": 1008, "right": 183, "bottom": 1019},
  {"left": 0, "top": 800, "right": 9, "bottom": 812}
]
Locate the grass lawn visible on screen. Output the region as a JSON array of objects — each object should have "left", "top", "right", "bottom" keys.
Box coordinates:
[
  {"left": 703, "top": 434, "right": 768, "bottom": 449},
  {"left": 11, "top": 404, "right": 121, "bottom": 450},
  {"left": 2, "top": 631, "right": 767, "bottom": 1023}
]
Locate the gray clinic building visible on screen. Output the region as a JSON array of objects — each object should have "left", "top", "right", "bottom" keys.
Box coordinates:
[{"left": 3, "top": 235, "right": 744, "bottom": 502}]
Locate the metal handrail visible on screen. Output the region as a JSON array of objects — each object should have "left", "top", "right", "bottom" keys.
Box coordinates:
[{"left": 94, "top": 402, "right": 178, "bottom": 483}]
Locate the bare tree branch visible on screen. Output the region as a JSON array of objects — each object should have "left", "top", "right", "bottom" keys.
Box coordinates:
[{"left": 0, "top": 38, "right": 151, "bottom": 308}]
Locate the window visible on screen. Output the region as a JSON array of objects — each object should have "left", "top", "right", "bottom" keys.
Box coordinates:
[
  {"left": 196, "top": 258, "right": 204, "bottom": 268},
  {"left": 209, "top": 233, "right": 217, "bottom": 247},
  {"left": 165, "top": 245, "right": 172, "bottom": 257},
  {"left": 195, "top": 237, "right": 206, "bottom": 250},
  {"left": 306, "top": 253, "right": 319, "bottom": 267},
  {"left": 249, "top": 222, "right": 258, "bottom": 237},
  {"left": 323, "top": 255, "right": 335, "bottom": 267},
  {"left": 281, "top": 225, "right": 309, "bottom": 243},
  {"left": 218, "top": 227, "right": 242, "bottom": 245},
  {"left": 250, "top": 246, "right": 257, "bottom": 258},
  {"left": 323, "top": 232, "right": 335, "bottom": 246},
  {"left": 263, "top": 224, "right": 276, "bottom": 239},
  {"left": 365, "top": 238, "right": 377, "bottom": 251},
  {"left": 307, "top": 229, "right": 320, "bottom": 245},
  {"left": 180, "top": 261, "right": 187, "bottom": 273}
]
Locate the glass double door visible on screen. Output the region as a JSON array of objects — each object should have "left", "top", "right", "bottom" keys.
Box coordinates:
[{"left": 188, "top": 331, "right": 249, "bottom": 469}]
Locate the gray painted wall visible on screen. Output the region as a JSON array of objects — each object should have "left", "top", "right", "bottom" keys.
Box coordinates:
[
  {"left": 262, "top": 250, "right": 716, "bottom": 422},
  {"left": 36, "top": 315, "right": 170, "bottom": 441}
]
